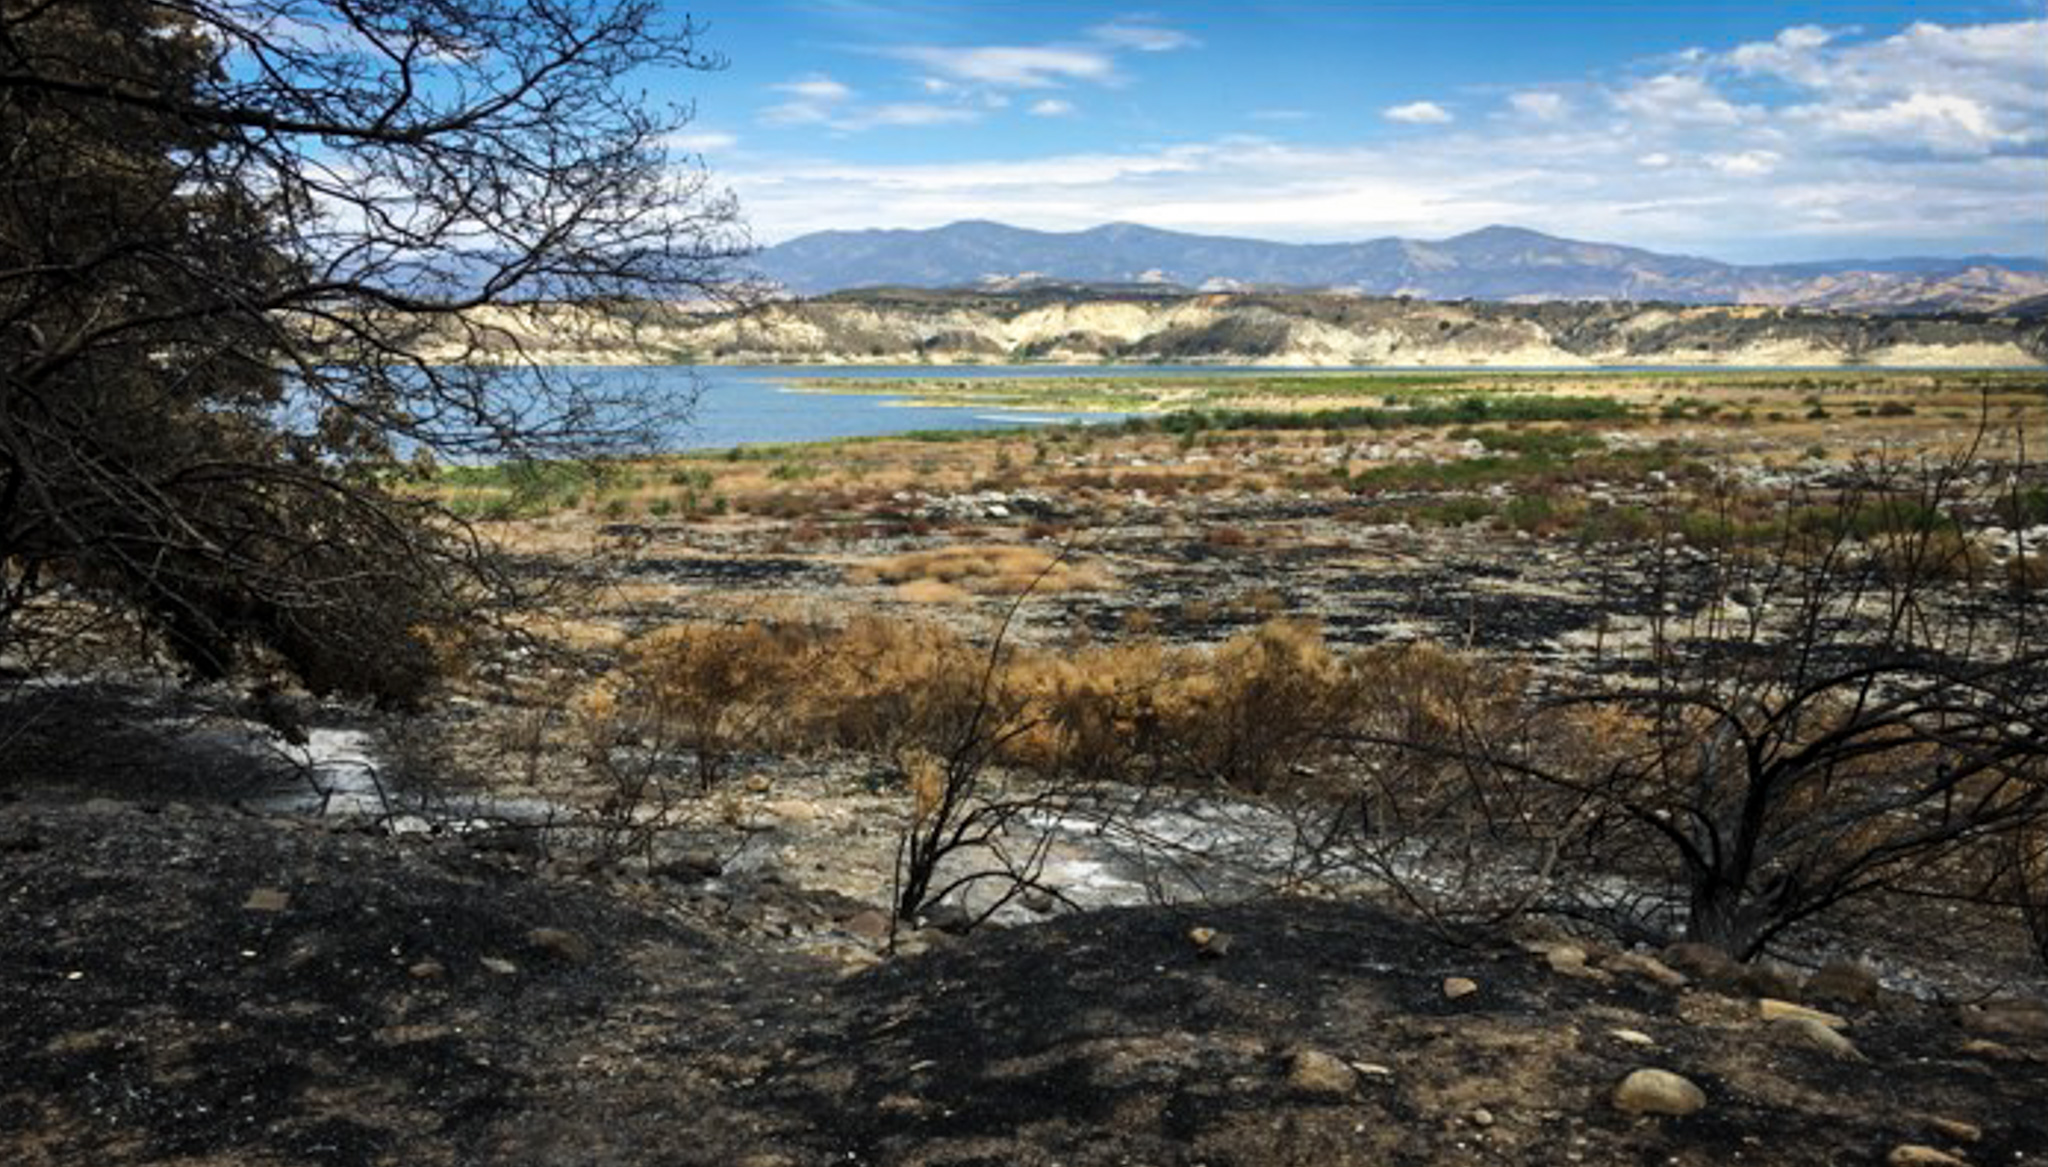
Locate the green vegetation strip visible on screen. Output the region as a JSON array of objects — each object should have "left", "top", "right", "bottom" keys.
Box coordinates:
[{"left": 785, "top": 368, "right": 2048, "bottom": 413}]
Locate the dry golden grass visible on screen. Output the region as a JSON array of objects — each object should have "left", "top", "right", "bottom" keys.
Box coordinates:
[
  {"left": 849, "top": 544, "right": 1114, "bottom": 596},
  {"left": 575, "top": 612, "right": 1370, "bottom": 795}
]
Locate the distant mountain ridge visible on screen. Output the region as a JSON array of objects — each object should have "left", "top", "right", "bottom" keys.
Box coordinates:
[{"left": 753, "top": 221, "right": 2048, "bottom": 315}]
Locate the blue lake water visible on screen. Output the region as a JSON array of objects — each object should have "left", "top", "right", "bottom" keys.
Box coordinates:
[
  {"left": 574, "top": 364, "right": 1242, "bottom": 450},
  {"left": 514, "top": 363, "right": 1973, "bottom": 451}
]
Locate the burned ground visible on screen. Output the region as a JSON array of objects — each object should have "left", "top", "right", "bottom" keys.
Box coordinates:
[{"left": 2, "top": 796, "right": 2040, "bottom": 1166}]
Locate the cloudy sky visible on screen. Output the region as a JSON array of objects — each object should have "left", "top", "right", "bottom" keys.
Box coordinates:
[{"left": 663, "top": 1, "right": 2048, "bottom": 262}]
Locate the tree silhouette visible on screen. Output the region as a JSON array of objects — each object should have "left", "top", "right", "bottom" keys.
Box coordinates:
[{"left": 0, "top": 0, "right": 746, "bottom": 700}]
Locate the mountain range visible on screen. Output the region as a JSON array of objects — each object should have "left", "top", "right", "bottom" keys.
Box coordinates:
[{"left": 752, "top": 221, "right": 2048, "bottom": 315}]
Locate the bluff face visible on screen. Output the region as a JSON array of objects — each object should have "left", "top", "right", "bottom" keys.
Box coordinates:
[
  {"left": 752, "top": 222, "right": 2048, "bottom": 315},
  {"left": 438, "top": 287, "right": 2048, "bottom": 367}
]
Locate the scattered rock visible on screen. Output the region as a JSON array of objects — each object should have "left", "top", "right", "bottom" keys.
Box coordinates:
[
  {"left": 1286, "top": 1047, "right": 1356, "bottom": 1096},
  {"left": 1661, "top": 942, "right": 1744, "bottom": 988},
  {"left": 408, "top": 959, "right": 446, "bottom": 980},
  {"left": 526, "top": 927, "right": 593, "bottom": 964},
  {"left": 1442, "top": 976, "right": 1479, "bottom": 1001},
  {"left": 1759, "top": 998, "right": 1848, "bottom": 1030},
  {"left": 656, "top": 851, "right": 723, "bottom": 882},
  {"left": 1741, "top": 962, "right": 1803, "bottom": 1000},
  {"left": 918, "top": 902, "right": 973, "bottom": 935},
  {"left": 839, "top": 908, "right": 892, "bottom": 942},
  {"left": 1958, "top": 998, "right": 2048, "bottom": 1040},
  {"left": 1917, "top": 1115, "right": 1983, "bottom": 1144},
  {"left": 1609, "top": 1028, "right": 1656, "bottom": 1047},
  {"left": 762, "top": 798, "right": 819, "bottom": 825},
  {"left": 1349, "top": 1061, "right": 1395, "bottom": 1079},
  {"left": 1543, "top": 944, "right": 1608, "bottom": 981},
  {"left": 1804, "top": 960, "right": 1881, "bottom": 1008},
  {"left": 1188, "top": 926, "right": 1232, "bottom": 959},
  {"left": 1887, "top": 1145, "right": 1968, "bottom": 1166},
  {"left": 242, "top": 887, "right": 290, "bottom": 913},
  {"left": 1957, "top": 1038, "right": 2018, "bottom": 1060},
  {"left": 1611, "top": 1068, "right": 1706, "bottom": 1117},
  {"left": 1602, "top": 951, "right": 1688, "bottom": 989},
  {"left": 479, "top": 956, "right": 519, "bottom": 976},
  {"left": 1469, "top": 1107, "right": 1495, "bottom": 1128},
  {"left": 1769, "top": 1016, "right": 1863, "bottom": 1060}
]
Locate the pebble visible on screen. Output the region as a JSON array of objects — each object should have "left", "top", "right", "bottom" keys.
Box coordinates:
[
  {"left": 480, "top": 956, "right": 519, "bottom": 976},
  {"left": 1919, "top": 1116, "right": 1982, "bottom": 1144},
  {"left": 1442, "top": 976, "right": 1479, "bottom": 1000},
  {"left": 242, "top": 887, "right": 291, "bottom": 913},
  {"left": 1887, "top": 1146, "right": 1968, "bottom": 1167},
  {"left": 1611, "top": 1068, "right": 1706, "bottom": 1116},
  {"left": 526, "top": 927, "right": 593, "bottom": 964},
  {"left": 408, "top": 959, "right": 447, "bottom": 980},
  {"left": 1602, "top": 951, "right": 1687, "bottom": 989},
  {"left": 1286, "top": 1048, "right": 1356, "bottom": 1096},
  {"left": 1769, "top": 1016, "right": 1863, "bottom": 1060},
  {"left": 839, "top": 908, "right": 892, "bottom": 942},
  {"left": 1608, "top": 1028, "right": 1656, "bottom": 1047},
  {"left": 1759, "top": 998, "right": 1848, "bottom": 1029}
]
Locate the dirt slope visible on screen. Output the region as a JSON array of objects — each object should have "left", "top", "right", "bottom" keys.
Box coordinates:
[{"left": 3, "top": 797, "right": 2040, "bottom": 1166}]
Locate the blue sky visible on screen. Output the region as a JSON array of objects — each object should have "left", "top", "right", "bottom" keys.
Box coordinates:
[{"left": 657, "top": 1, "right": 2048, "bottom": 261}]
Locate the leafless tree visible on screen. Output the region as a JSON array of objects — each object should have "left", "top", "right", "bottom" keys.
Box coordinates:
[{"left": 1346, "top": 438, "right": 2048, "bottom": 960}]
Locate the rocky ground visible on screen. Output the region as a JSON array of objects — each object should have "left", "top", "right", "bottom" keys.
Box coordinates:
[
  {"left": 3, "top": 793, "right": 2044, "bottom": 1167},
  {"left": 7, "top": 381, "right": 2047, "bottom": 1164}
]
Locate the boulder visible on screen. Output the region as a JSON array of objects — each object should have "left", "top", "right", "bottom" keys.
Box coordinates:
[
  {"left": 1611, "top": 1068, "right": 1706, "bottom": 1116},
  {"left": 1769, "top": 1016, "right": 1863, "bottom": 1060}
]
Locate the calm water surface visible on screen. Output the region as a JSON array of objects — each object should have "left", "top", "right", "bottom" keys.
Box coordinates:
[
  {"left": 660, "top": 364, "right": 1150, "bottom": 449},
  {"left": 559, "top": 363, "right": 1935, "bottom": 451}
]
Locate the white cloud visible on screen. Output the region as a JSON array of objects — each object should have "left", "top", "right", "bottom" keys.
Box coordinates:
[
  {"left": 1818, "top": 91, "right": 2011, "bottom": 155},
  {"left": 857, "top": 103, "right": 981, "bottom": 129},
  {"left": 1029, "top": 98, "right": 1077, "bottom": 118},
  {"left": 1728, "top": 24, "right": 1839, "bottom": 82},
  {"left": 664, "top": 130, "right": 737, "bottom": 154},
  {"left": 760, "top": 73, "right": 982, "bottom": 133},
  {"left": 1508, "top": 91, "right": 1568, "bottom": 120},
  {"left": 1705, "top": 150, "right": 1782, "bottom": 177},
  {"left": 1384, "top": 101, "right": 1453, "bottom": 125},
  {"left": 777, "top": 75, "right": 853, "bottom": 103},
  {"left": 1725, "top": 17, "right": 2045, "bottom": 155},
  {"left": 721, "top": 16, "right": 2047, "bottom": 260},
  {"left": 761, "top": 74, "right": 856, "bottom": 125},
  {"left": 1089, "top": 20, "right": 1196, "bottom": 52},
  {"left": 1610, "top": 73, "right": 1747, "bottom": 126},
  {"left": 890, "top": 44, "right": 1115, "bottom": 88}
]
